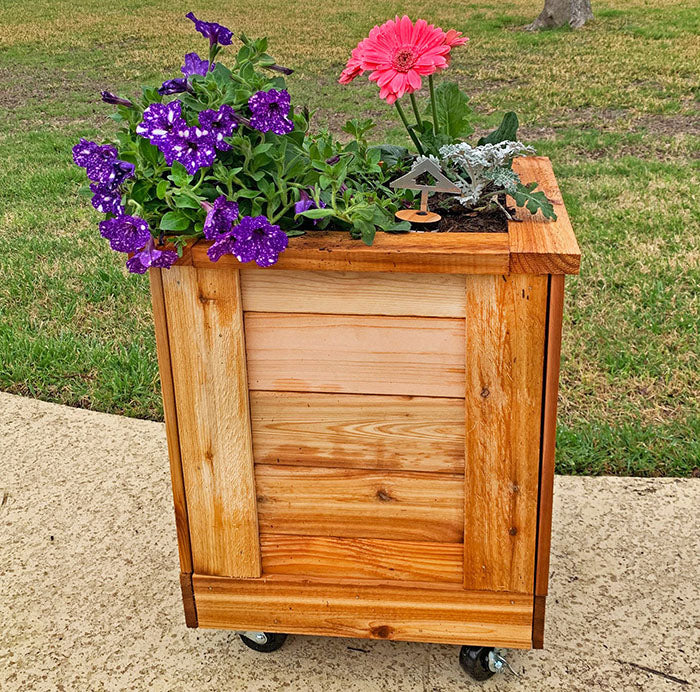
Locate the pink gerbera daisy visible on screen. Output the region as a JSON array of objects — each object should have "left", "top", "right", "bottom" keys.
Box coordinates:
[
  {"left": 360, "top": 16, "right": 451, "bottom": 104},
  {"left": 339, "top": 38, "right": 368, "bottom": 85}
]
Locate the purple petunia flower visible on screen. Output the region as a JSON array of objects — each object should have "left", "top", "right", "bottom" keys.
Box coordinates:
[
  {"left": 72, "top": 140, "right": 120, "bottom": 183},
  {"left": 248, "top": 89, "right": 294, "bottom": 135},
  {"left": 101, "top": 91, "right": 134, "bottom": 107},
  {"left": 99, "top": 215, "right": 152, "bottom": 253},
  {"left": 198, "top": 104, "right": 237, "bottom": 151},
  {"left": 72, "top": 138, "right": 100, "bottom": 167},
  {"left": 136, "top": 101, "right": 189, "bottom": 146},
  {"left": 202, "top": 196, "right": 239, "bottom": 239},
  {"left": 208, "top": 215, "right": 288, "bottom": 267},
  {"left": 294, "top": 189, "right": 327, "bottom": 226},
  {"left": 162, "top": 127, "right": 217, "bottom": 175},
  {"left": 181, "top": 52, "right": 211, "bottom": 78},
  {"left": 125, "top": 238, "right": 178, "bottom": 274},
  {"left": 186, "top": 12, "right": 233, "bottom": 46},
  {"left": 107, "top": 160, "right": 135, "bottom": 187},
  {"left": 90, "top": 182, "right": 123, "bottom": 215},
  {"left": 158, "top": 78, "right": 192, "bottom": 96}
]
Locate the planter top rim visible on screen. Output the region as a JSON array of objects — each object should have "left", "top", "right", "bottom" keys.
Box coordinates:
[{"left": 176, "top": 157, "right": 580, "bottom": 275}]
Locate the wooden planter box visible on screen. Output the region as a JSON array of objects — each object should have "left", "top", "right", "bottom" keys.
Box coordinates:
[{"left": 149, "top": 157, "right": 580, "bottom": 650}]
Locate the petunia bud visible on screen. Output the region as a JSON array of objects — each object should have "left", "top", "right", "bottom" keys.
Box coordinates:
[
  {"left": 101, "top": 91, "right": 134, "bottom": 108},
  {"left": 265, "top": 64, "right": 294, "bottom": 76},
  {"left": 158, "top": 78, "right": 193, "bottom": 96}
]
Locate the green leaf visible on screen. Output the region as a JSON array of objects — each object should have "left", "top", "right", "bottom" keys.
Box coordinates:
[
  {"left": 478, "top": 112, "right": 519, "bottom": 146},
  {"left": 429, "top": 81, "right": 474, "bottom": 140},
  {"left": 168, "top": 161, "right": 192, "bottom": 188},
  {"left": 413, "top": 122, "right": 452, "bottom": 157},
  {"left": 159, "top": 210, "right": 191, "bottom": 232},
  {"left": 367, "top": 144, "right": 410, "bottom": 168},
  {"left": 298, "top": 208, "right": 335, "bottom": 219},
  {"left": 512, "top": 182, "right": 557, "bottom": 220},
  {"left": 174, "top": 194, "right": 201, "bottom": 209},
  {"left": 156, "top": 180, "right": 168, "bottom": 200}
]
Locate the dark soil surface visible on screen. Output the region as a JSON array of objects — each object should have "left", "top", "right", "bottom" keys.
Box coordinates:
[{"left": 425, "top": 193, "right": 510, "bottom": 233}]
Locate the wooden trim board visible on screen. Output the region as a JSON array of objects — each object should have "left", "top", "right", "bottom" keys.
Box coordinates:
[{"left": 193, "top": 574, "right": 534, "bottom": 648}]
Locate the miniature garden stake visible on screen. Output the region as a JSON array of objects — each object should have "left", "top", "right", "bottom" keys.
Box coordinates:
[{"left": 390, "top": 158, "right": 461, "bottom": 225}]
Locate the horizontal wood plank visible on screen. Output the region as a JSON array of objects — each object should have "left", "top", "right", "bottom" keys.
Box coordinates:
[
  {"left": 260, "top": 534, "right": 463, "bottom": 583},
  {"left": 245, "top": 313, "right": 465, "bottom": 397},
  {"left": 509, "top": 157, "right": 580, "bottom": 274},
  {"left": 192, "top": 232, "right": 510, "bottom": 274},
  {"left": 193, "top": 574, "right": 534, "bottom": 648},
  {"left": 249, "top": 391, "right": 465, "bottom": 474},
  {"left": 240, "top": 270, "right": 467, "bottom": 316},
  {"left": 255, "top": 465, "right": 464, "bottom": 543}
]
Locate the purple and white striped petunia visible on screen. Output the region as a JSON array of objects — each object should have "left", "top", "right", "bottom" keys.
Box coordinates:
[
  {"left": 181, "top": 52, "right": 211, "bottom": 78},
  {"left": 208, "top": 214, "right": 288, "bottom": 267},
  {"left": 136, "top": 101, "right": 189, "bottom": 146},
  {"left": 90, "top": 183, "right": 124, "bottom": 215},
  {"left": 185, "top": 12, "right": 233, "bottom": 46},
  {"left": 248, "top": 89, "right": 294, "bottom": 135},
  {"left": 125, "top": 238, "right": 178, "bottom": 274},
  {"left": 99, "top": 215, "right": 152, "bottom": 253},
  {"left": 162, "top": 127, "right": 217, "bottom": 175},
  {"left": 202, "top": 196, "right": 239, "bottom": 239},
  {"left": 198, "top": 104, "right": 237, "bottom": 151}
]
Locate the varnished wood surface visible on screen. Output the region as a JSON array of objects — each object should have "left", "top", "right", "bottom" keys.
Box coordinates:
[
  {"left": 260, "top": 534, "right": 463, "bottom": 583},
  {"left": 245, "top": 312, "right": 465, "bottom": 397},
  {"left": 463, "top": 274, "right": 548, "bottom": 593},
  {"left": 255, "top": 465, "right": 464, "bottom": 543},
  {"left": 191, "top": 231, "right": 510, "bottom": 274},
  {"left": 535, "top": 275, "right": 565, "bottom": 598},
  {"left": 193, "top": 574, "right": 534, "bottom": 648},
  {"left": 510, "top": 157, "right": 580, "bottom": 274},
  {"left": 162, "top": 266, "right": 261, "bottom": 578},
  {"left": 179, "top": 572, "right": 198, "bottom": 628},
  {"left": 240, "top": 269, "right": 467, "bottom": 317},
  {"left": 249, "top": 391, "right": 465, "bottom": 474},
  {"left": 148, "top": 268, "right": 193, "bottom": 575}
]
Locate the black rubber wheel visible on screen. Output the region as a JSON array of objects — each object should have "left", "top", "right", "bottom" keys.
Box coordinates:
[
  {"left": 239, "top": 632, "right": 288, "bottom": 653},
  {"left": 459, "top": 646, "right": 495, "bottom": 681}
]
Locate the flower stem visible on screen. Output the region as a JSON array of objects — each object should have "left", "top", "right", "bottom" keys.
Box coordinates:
[
  {"left": 429, "top": 75, "right": 439, "bottom": 134},
  {"left": 394, "top": 101, "right": 424, "bottom": 155},
  {"left": 409, "top": 93, "right": 423, "bottom": 129}
]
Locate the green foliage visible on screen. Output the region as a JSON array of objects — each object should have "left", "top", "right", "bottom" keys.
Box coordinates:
[
  {"left": 478, "top": 111, "right": 519, "bottom": 146},
  {"left": 512, "top": 181, "right": 557, "bottom": 219},
  {"left": 428, "top": 81, "right": 474, "bottom": 140}
]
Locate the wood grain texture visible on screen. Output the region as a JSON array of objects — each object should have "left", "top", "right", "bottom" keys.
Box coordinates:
[
  {"left": 509, "top": 157, "right": 581, "bottom": 274},
  {"left": 249, "top": 391, "right": 465, "bottom": 474},
  {"left": 532, "top": 594, "right": 547, "bottom": 649},
  {"left": 179, "top": 572, "right": 198, "bottom": 628},
  {"left": 255, "top": 465, "right": 464, "bottom": 543},
  {"left": 148, "top": 268, "right": 193, "bottom": 575},
  {"left": 260, "top": 534, "right": 463, "bottom": 583},
  {"left": 535, "top": 275, "right": 565, "bottom": 598},
  {"left": 193, "top": 574, "right": 534, "bottom": 648},
  {"left": 245, "top": 312, "right": 465, "bottom": 397},
  {"left": 162, "top": 265, "right": 261, "bottom": 578},
  {"left": 191, "top": 231, "right": 510, "bottom": 274},
  {"left": 463, "top": 274, "right": 548, "bottom": 593},
  {"left": 240, "top": 269, "right": 467, "bottom": 317}
]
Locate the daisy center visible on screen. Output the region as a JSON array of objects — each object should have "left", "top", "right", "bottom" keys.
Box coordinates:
[{"left": 391, "top": 47, "right": 417, "bottom": 73}]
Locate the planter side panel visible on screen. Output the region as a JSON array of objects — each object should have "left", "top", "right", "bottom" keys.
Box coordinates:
[
  {"left": 463, "top": 274, "right": 548, "bottom": 593},
  {"left": 161, "top": 265, "right": 261, "bottom": 578}
]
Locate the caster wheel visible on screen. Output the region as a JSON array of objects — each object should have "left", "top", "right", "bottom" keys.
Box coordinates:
[
  {"left": 459, "top": 646, "right": 495, "bottom": 681},
  {"left": 239, "top": 631, "right": 288, "bottom": 653}
]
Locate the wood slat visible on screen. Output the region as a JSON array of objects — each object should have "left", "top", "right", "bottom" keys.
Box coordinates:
[
  {"left": 193, "top": 574, "right": 534, "bottom": 648},
  {"left": 191, "top": 231, "right": 510, "bottom": 274},
  {"left": 260, "top": 534, "right": 463, "bottom": 583},
  {"left": 162, "top": 265, "right": 261, "bottom": 578},
  {"left": 255, "top": 465, "right": 464, "bottom": 543},
  {"left": 240, "top": 269, "right": 466, "bottom": 316},
  {"left": 249, "top": 391, "right": 465, "bottom": 474},
  {"left": 509, "top": 157, "right": 581, "bottom": 274},
  {"left": 148, "top": 268, "right": 193, "bottom": 575},
  {"left": 245, "top": 313, "right": 465, "bottom": 397},
  {"left": 535, "top": 275, "right": 565, "bottom": 598},
  {"left": 463, "top": 274, "right": 548, "bottom": 593}
]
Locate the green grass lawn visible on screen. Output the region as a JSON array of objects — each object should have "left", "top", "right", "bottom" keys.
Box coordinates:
[{"left": 0, "top": 0, "right": 698, "bottom": 476}]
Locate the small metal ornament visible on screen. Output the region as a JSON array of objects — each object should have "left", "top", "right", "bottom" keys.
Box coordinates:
[{"left": 390, "top": 159, "right": 461, "bottom": 225}]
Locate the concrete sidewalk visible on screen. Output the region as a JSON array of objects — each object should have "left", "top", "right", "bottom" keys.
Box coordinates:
[{"left": 0, "top": 392, "right": 697, "bottom": 691}]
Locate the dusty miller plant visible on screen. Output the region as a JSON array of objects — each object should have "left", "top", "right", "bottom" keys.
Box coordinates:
[{"left": 417, "top": 141, "right": 556, "bottom": 220}]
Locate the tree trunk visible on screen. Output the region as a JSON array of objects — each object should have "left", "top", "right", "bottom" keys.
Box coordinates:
[{"left": 525, "top": 0, "right": 594, "bottom": 30}]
